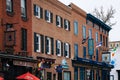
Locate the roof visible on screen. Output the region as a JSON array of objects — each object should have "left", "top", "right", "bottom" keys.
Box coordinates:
[{"left": 87, "top": 14, "right": 112, "bottom": 31}]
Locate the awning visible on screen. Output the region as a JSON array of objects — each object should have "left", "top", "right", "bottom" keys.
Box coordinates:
[{"left": 72, "top": 57, "right": 114, "bottom": 69}]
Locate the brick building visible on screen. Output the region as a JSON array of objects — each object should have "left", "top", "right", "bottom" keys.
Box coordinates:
[{"left": 0, "top": 0, "right": 113, "bottom": 80}]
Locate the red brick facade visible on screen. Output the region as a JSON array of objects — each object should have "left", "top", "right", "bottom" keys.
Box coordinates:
[{"left": 0, "top": 0, "right": 112, "bottom": 80}]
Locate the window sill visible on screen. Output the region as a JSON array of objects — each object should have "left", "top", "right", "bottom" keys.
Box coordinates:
[
  {"left": 21, "top": 16, "right": 28, "bottom": 22},
  {"left": 6, "top": 11, "right": 15, "bottom": 17}
]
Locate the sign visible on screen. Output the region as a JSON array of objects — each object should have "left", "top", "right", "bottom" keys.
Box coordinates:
[
  {"left": 61, "top": 59, "right": 69, "bottom": 69},
  {"left": 102, "top": 52, "right": 110, "bottom": 63},
  {"left": 13, "top": 60, "right": 34, "bottom": 67},
  {"left": 56, "top": 65, "right": 62, "bottom": 73},
  {"left": 88, "top": 39, "right": 94, "bottom": 55}
]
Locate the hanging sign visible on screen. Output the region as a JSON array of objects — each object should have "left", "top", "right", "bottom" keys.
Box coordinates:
[{"left": 88, "top": 39, "right": 94, "bottom": 55}]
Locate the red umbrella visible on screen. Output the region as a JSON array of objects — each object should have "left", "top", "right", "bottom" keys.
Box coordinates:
[
  {"left": 16, "top": 72, "right": 40, "bottom": 80},
  {"left": 0, "top": 77, "right": 4, "bottom": 80}
]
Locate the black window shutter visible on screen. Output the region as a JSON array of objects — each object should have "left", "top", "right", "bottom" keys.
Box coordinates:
[
  {"left": 45, "top": 36, "right": 48, "bottom": 54},
  {"left": 34, "top": 4, "right": 36, "bottom": 16},
  {"left": 64, "top": 43, "right": 66, "bottom": 57},
  {"left": 69, "top": 44, "right": 71, "bottom": 58},
  {"left": 50, "top": 12, "right": 53, "bottom": 23},
  {"left": 68, "top": 21, "right": 70, "bottom": 31},
  {"left": 61, "top": 17, "right": 63, "bottom": 28},
  {"left": 21, "top": 28, "right": 27, "bottom": 51},
  {"left": 34, "top": 33, "right": 37, "bottom": 52},
  {"left": 51, "top": 38, "right": 54, "bottom": 55},
  {"left": 40, "top": 7, "right": 43, "bottom": 19},
  {"left": 61, "top": 42, "right": 63, "bottom": 56},
  {"left": 41, "top": 35, "right": 44, "bottom": 53},
  {"left": 56, "top": 40, "right": 58, "bottom": 55},
  {"left": 45, "top": 10, "right": 47, "bottom": 20}
]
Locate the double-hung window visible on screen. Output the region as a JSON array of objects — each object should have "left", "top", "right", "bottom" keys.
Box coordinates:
[
  {"left": 96, "top": 32, "right": 98, "bottom": 43},
  {"left": 34, "top": 33, "right": 44, "bottom": 53},
  {"left": 74, "top": 44, "right": 78, "bottom": 59},
  {"left": 64, "top": 43, "right": 70, "bottom": 58},
  {"left": 6, "top": 0, "right": 13, "bottom": 12},
  {"left": 56, "top": 40, "right": 62, "bottom": 56},
  {"left": 82, "top": 25, "right": 86, "bottom": 39},
  {"left": 89, "top": 29, "right": 92, "bottom": 39},
  {"left": 35, "top": 34, "right": 41, "bottom": 52},
  {"left": 64, "top": 19, "right": 70, "bottom": 31},
  {"left": 21, "top": 0, "right": 27, "bottom": 17},
  {"left": 34, "top": 4, "right": 43, "bottom": 18},
  {"left": 45, "top": 10, "right": 53, "bottom": 23},
  {"left": 56, "top": 15, "right": 62, "bottom": 27},
  {"left": 74, "top": 21, "right": 78, "bottom": 35},
  {"left": 45, "top": 36, "right": 54, "bottom": 55},
  {"left": 83, "top": 46, "right": 86, "bottom": 58}
]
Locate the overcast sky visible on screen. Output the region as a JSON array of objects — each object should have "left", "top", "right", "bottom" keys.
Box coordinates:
[{"left": 59, "top": 0, "right": 120, "bottom": 42}]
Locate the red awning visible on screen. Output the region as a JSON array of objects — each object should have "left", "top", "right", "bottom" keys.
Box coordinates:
[{"left": 16, "top": 72, "right": 40, "bottom": 80}]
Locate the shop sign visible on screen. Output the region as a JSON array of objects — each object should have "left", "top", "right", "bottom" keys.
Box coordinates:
[
  {"left": 61, "top": 59, "right": 69, "bottom": 69},
  {"left": 13, "top": 60, "right": 34, "bottom": 67}
]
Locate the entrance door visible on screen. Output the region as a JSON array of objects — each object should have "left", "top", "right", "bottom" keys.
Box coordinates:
[{"left": 58, "top": 72, "right": 62, "bottom": 80}]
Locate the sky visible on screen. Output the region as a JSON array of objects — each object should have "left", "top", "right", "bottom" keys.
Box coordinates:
[{"left": 59, "top": 0, "right": 120, "bottom": 42}]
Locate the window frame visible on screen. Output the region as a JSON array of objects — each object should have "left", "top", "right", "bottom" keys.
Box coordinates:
[
  {"left": 21, "top": 0, "right": 27, "bottom": 18},
  {"left": 64, "top": 19, "right": 70, "bottom": 31},
  {"left": 74, "top": 21, "right": 78, "bottom": 35},
  {"left": 64, "top": 43, "right": 70, "bottom": 58},
  {"left": 56, "top": 15, "right": 62, "bottom": 27},
  {"left": 56, "top": 40, "right": 62, "bottom": 56},
  {"left": 6, "top": 0, "right": 13, "bottom": 12},
  {"left": 82, "top": 25, "right": 86, "bottom": 39}
]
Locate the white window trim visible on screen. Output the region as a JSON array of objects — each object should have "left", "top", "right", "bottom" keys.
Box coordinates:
[
  {"left": 35, "top": 5, "right": 40, "bottom": 18},
  {"left": 57, "top": 40, "right": 61, "bottom": 56},
  {"left": 6, "top": 0, "right": 12, "bottom": 12},
  {"left": 21, "top": 0, "right": 26, "bottom": 17},
  {"left": 65, "top": 43, "right": 69, "bottom": 58},
  {"left": 46, "top": 10, "right": 51, "bottom": 23},
  {"left": 57, "top": 16, "right": 61, "bottom": 27},
  {"left": 36, "top": 34, "right": 41, "bottom": 52},
  {"left": 47, "top": 37, "right": 51, "bottom": 54}
]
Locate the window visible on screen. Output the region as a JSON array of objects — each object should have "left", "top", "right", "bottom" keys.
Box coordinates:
[
  {"left": 64, "top": 19, "right": 70, "bottom": 31},
  {"left": 64, "top": 43, "right": 70, "bottom": 58},
  {"left": 74, "top": 44, "right": 78, "bottom": 59},
  {"left": 80, "top": 67, "right": 85, "bottom": 80},
  {"left": 47, "top": 72, "right": 52, "bottom": 80},
  {"left": 56, "top": 15, "right": 62, "bottom": 27},
  {"left": 74, "top": 21, "right": 78, "bottom": 35},
  {"left": 21, "top": 28, "right": 27, "bottom": 51},
  {"left": 83, "top": 46, "right": 86, "bottom": 58},
  {"left": 96, "top": 49, "right": 99, "bottom": 61},
  {"left": 64, "top": 71, "right": 71, "bottom": 80},
  {"left": 34, "top": 4, "right": 43, "bottom": 18},
  {"left": 96, "top": 32, "right": 98, "bottom": 43},
  {"left": 34, "top": 33, "right": 44, "bottom": 53},
  {"left": 82, "top": 25, "right": 86, "bottom": 39},
  {"left": 100, "top": 34, "right": 102, "bottom": 42},
  {"left": 106, "top": 37, "right": 108, "bottom": 47},
  {"left": 21, "top": 0, "right": 26, "bottom": 17},
  {"left": 45, "top": 10, "right": 53, "bottom": 23},
  {"left": 6, "top": 23, "right": 13, "bottom": 31},
  {"left": 56, "top": 40, "right": 62, "bottom": 56},
  {"left": 6, "top": 0, "right": 13, "bottom": 12},
  {"left": 74, "top": 67, "right": 78, "bottom": 80},
  {"left": 89, "top": 29, "right": 92, "bottom": 39},
  {"left": 45, "top": 36, "right": 54, "bottom": 55}
]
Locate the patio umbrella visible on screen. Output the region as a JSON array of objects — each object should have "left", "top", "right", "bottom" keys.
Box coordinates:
[
  {"left": 0, "top": 77, "right": 4, "bottom": 80},
  {"left": 16, "top": 72, "right": 40, "bottom": 80}
]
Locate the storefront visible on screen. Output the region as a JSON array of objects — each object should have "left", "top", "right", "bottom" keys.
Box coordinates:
[
  {"left": 0, "top": 52, "right": 37, "bottom": 80},
  {"left": 72, "top": 57, "right": 113, "bottom": 80}
]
